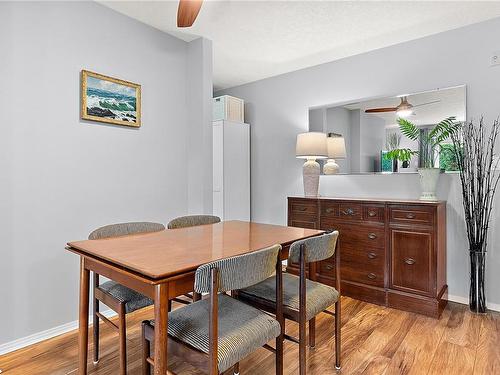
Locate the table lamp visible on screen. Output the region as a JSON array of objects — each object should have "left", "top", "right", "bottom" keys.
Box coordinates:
[
  {"left": 324, "top": 135, "right": 347, "bottom": 175},
  {"left": 296, "top": 132, "right": 328, "bottom": 197}
]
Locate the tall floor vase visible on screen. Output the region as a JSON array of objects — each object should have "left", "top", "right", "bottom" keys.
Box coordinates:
[{"left": 469, "top": 250, "right": 487, "bottom": 313}]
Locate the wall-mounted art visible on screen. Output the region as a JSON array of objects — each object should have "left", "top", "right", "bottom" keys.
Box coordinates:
[{"left": 81, "top": 70, "right": 141, "bottom": 127}]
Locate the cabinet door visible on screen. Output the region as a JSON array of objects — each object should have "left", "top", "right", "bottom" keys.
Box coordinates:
[
  {"left": 223, "top": 122, "right": 250, "bottom": 221},
  {"left": 390, "top": 229, "right": 433, "bottom": 295}
]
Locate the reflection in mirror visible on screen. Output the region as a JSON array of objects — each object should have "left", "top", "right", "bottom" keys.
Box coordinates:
[{"left": 309, "top": 85, "right": 466, "bottom": 175}]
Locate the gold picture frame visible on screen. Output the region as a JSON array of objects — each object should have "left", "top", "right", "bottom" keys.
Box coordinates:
[{"left": 81, "top": 70, "right": 141, "bottom": 127}]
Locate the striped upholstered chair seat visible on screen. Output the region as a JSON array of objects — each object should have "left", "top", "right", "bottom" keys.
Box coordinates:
[
  {"left": 99, "top": 280, "right": 153, "bottom": 314},
  {"left": 239, "top": 273, "right": 339, "bottom": 321},
  {"left": 147, "top": 294, "right": 280, "bottom": 373},
  {"left": 238, "top": 233, "right": 339, "bottom": 319}
]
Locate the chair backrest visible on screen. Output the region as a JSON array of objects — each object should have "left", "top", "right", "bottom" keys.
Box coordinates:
[
  {"left": 194, "top": 245, "right": 281, "bottom": 293},
  {"left": 88, "top": 222, "right": 165, "bottom": 240},
  {"left": 288, "top": 231, "right": 339, "bottom": 264},
  {"left": 167, "top": 215, "right": 221, "bottom": 229}
]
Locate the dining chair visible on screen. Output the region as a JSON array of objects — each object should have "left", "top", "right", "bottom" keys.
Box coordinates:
[
  {"left": 236, "top": 231, "right": 341, "bottom": 374},
  {"left": 89, "top": 221, "right": 165, "bottom": 375},
  {"left": 167, "top": 214, "right": 221, "bottom": 229},
  {"left": 167, "top": 214, "right": 221, "bottom": 304},
  {"left": 141, "top": 244, "right": 284, "bottom": 375}
]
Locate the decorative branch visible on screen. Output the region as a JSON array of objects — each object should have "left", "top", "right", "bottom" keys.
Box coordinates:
[
  {"left": 450, "top": 117, "right": 500, "bottom": 313},
  {"left": 450, "top": 118, "right": 500, "bottom": 253}
]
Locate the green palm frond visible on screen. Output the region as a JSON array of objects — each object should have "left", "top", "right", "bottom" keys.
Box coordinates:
[
  {"left": 428, "top": 116, "right": 460, "bottom": 146},
  {"left": 385, "top": 148, "right": 418, "bottom": 162},
  {"left": 434, "top": 121, "right": 463, "bottom": 146},
  {"left": 428, "top": 116, "right": 456, "bottom": 139},
  {"left": 397, "top": 118, "right": 420, "bottom": 141}
]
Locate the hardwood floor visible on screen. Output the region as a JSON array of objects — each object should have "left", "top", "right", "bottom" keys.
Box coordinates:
[{"left": 1, "top": 297, "right": 499, "bottom": 374}]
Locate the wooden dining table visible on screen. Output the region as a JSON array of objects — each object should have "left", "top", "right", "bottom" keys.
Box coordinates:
[{"left": 67, "top": 220, "right": 323, "bottom": 375}]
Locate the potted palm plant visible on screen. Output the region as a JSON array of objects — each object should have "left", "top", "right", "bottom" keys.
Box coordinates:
[{"left": 386, "top": 116, "right": 460, "bottom": 200}]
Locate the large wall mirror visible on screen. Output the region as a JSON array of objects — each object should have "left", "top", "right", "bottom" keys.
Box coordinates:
[{"left": 309, "top": 85, "right": 466, "bottom": 175}]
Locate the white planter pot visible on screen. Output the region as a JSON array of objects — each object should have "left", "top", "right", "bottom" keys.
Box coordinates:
[{"left": 418, "top": 168, "right": 441, "bottom": 201}]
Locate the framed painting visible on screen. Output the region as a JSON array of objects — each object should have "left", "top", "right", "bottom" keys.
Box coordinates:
[{"left": 81, "top": 70, "right": 141, "bottom": 127}]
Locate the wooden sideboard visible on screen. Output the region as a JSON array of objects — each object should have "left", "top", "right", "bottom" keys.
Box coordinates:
[{"left": 287, "top": 196, "right": 447, "bottom": 318}]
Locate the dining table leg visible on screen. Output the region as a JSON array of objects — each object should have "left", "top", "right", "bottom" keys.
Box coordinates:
[
  {"left": 78, "top": 258, "right": 90, "bottom": 375},
  {"left": 154, "top": 282, "right": 169, "bottom": 375}
]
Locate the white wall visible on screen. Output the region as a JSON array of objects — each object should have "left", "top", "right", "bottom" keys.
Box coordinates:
[
  {"left": 308, "top": 108, "right": 326, "bottom": 132},
  {"left": 350, "top": 110, "right": 361, "bottom": 173},
  {"left": 218, "top": 17, "right": 500, "bottom": 308},
  {"left": 359, "top": 112, "right": 386, "bottom": 172},
  {"left": 0, "top": 2, "right": 212, "bottom": 346},
  {"left": 187, "top": 37, "right": 214, "bottom": 215}
]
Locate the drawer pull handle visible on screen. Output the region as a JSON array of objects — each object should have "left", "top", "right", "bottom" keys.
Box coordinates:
[
  {"left": 367, "top": 252, "right": 377, "bottom": 259},
  {"left": 368, "top": 233, "right": 377, "bottom": 240},
  {"left": 298, "top": 207, "right": 308, "bottom": 211},
  {"left": 404, "top": 257, "right": 416, "bottom": 265},
  {"left": 341, "top": 208, "right": 355, "bottom": 216},
  {"left": 325, "top": 208, "right": 335, "bottom": 214},
  {"left": 405, "top": 213, "right": 416, "bottom": 219},
  {"left": 367, "top": 273, "right": 377, "bottom": 279},
  {"left": 368, "top": 210, "right": 377, "bottom": 217},
  {"left": 325, "top": 264, "right": 334, "bottom": 270}
]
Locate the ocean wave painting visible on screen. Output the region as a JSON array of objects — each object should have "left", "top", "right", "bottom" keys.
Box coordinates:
[{"left": 81, "top": 70, "right": 141, "bottom": 127}]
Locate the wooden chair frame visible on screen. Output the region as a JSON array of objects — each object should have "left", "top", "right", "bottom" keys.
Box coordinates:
[
  {"left": 237, "top": 241, "right": 341, "bottom": 374},
  {"left": 141, "top": 256, "right": 284, "bottom": 375},
  {"left": 92, "top": 273, "right": 129, "bottom": 374}
]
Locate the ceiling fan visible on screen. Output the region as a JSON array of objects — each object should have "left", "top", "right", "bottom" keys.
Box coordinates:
[
  {"left": 365, "top": 96, "right": 440, "bottom": 118},
  {"left": 177, "top": 0, "right": 203, "bottom": 28}
]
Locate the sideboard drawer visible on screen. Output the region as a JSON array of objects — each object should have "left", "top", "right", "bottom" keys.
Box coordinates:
[
  {"left": 320, "top": 201, "right": 339, "bottom": 218},
  {"left": 332, "top": 222, "right": 385, "bottom": 248},
  {"left": 341, "top": 265, "right": 384, "bottom": 287},
  {"left": 363, "top": 204, "right": 385, "bottom": 222},
  {"left": 290, "top": 200, "right": 318, "bottom": 216},
  {"left": 340, "top": 245, "right": 385, "bottom": 270},
  {"left": 319, "top": 259, "right": 336, "bottom": 278},
  {"left": 339, "top": 203, "right": 363, "bottom": 221},
  {"left": 389, "top": 206, "right": 434, "bottom": 226}
]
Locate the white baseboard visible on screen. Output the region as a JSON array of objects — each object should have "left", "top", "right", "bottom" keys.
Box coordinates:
[
  {"left": 0, "top": 309, "right": 117, "bottom": 356},
  {"left": 447, "top": 294, "right": 500, "bottom": 312}
]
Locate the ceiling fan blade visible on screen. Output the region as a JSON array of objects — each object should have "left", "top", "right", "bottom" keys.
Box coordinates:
[
  {"left": 365, "top": 107, "right": 398, "bottom": 113},
  {"left": 177, "top": 0, "right": 203, "bottom": 28},
  {"left": 412, "top": 100, "right": 441, "bottom": 108}
]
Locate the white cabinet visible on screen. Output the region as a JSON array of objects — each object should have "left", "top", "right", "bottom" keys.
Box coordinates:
[{"left": 212, "top": 120, "right": 250, "bottom": 221}]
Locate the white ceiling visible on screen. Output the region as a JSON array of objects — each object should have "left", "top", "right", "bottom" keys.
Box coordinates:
[{"left": 100, "top": 1, "right": 500, "bottom": 90}]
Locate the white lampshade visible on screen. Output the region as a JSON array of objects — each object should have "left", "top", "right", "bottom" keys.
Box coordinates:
[
  {"left": 296, "top": 132, "right": 328, "bottom": 159},
  {"left": 327, "top": 136, "right": 347, "bottom": 159}
]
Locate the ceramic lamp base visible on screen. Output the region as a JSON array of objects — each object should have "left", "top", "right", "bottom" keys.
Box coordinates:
[
  {"left": 323, "top": 159, "right": 340, "bottom": 175},
  {"left": 303, "top": 158, "right": 320, "bottom": 197}
]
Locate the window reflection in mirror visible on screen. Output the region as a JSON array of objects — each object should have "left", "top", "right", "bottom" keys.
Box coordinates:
[{"left": 309, "top": 85, "right": 466, "bottom": 175}]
